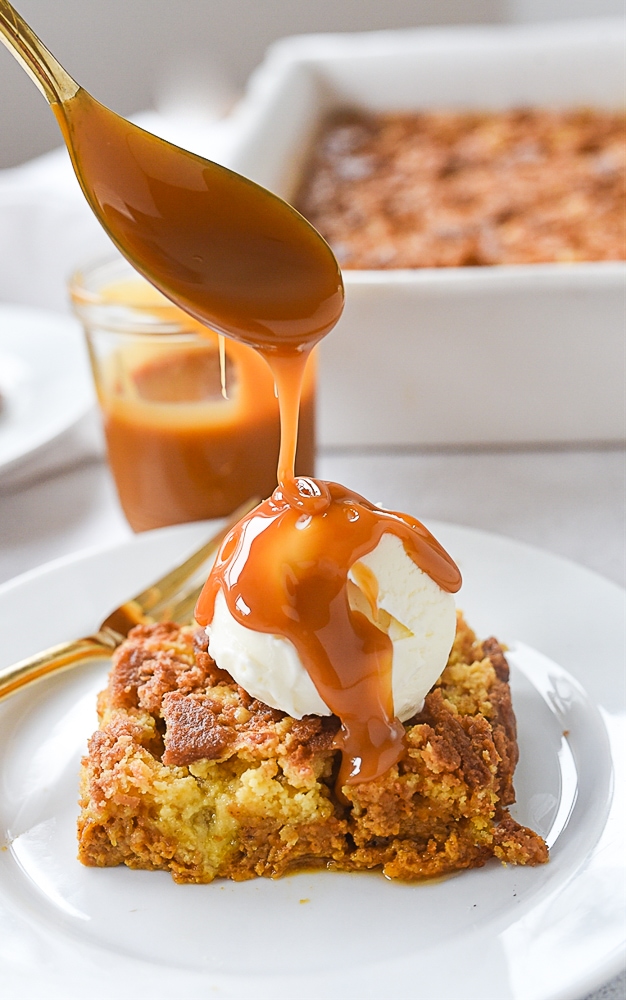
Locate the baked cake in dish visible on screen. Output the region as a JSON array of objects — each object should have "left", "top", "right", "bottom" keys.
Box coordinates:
[
  {"left": 296, "top": 108, "right": 626, "bottom": 269},
  {"left": 77, "top": 611, "right": 548, "bottom": 883}
]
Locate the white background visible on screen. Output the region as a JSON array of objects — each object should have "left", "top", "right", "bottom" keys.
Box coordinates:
[{"left": 0, "top": 0, "right": 623, "bottom": 168}]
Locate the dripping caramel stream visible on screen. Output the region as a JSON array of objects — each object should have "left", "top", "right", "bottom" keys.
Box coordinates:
[{"left": 2, "top": 0, "right": 462, "bottom": 786}]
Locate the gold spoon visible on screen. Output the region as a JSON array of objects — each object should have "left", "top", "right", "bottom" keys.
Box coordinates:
[{"left": 0, "top": 1, "right": 343, "bottom": 349}]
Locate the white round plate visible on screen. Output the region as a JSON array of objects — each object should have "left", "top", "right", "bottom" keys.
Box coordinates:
[
  {"left": 0, "top": 304, "right": 94, "bottom": 475},
  {"left": 0, "top": 521, "right": 623, "bottom": 1000}
]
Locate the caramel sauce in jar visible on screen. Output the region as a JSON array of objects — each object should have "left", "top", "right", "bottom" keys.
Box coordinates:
[
  {"left": 71, "top": 272, "right": 316, "bottom": 532},
  {"left": 101, "top": 340, "right": 315, "bottom": 532}
]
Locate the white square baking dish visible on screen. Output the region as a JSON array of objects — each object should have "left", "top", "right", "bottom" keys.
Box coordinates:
[{"left": 226, "top": 20, "right": 625, "bottom": 448}]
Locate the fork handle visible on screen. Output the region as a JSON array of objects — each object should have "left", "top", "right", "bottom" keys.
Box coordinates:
[{"left": 0, "top": 628, "right": 120, "bottom": 701}]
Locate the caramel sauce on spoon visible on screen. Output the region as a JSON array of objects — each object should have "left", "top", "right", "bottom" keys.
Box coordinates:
[
  {"left": 1, "top": 0, "right": 342, "bottom": 340},
  {"left": 53, "top": 90, "right": 344, "bottom": 348}
]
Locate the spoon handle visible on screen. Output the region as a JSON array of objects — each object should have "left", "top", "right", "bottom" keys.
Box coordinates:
[{"left": 0, "top": 0, "right": 78, "bottom": 104}]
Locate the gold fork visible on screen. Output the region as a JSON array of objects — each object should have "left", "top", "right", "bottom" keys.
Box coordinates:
[{"left": 0, "top": 499, "right": 257, "bottom": 701}]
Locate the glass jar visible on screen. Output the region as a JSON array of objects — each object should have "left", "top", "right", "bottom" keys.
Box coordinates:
[{"left": 70, "top": 256, "right": 315, "bottom": 531}]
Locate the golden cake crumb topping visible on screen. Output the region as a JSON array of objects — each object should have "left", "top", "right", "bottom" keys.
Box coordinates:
[{"left": 296, "top": 108, "right": 626, "bottom": 268}]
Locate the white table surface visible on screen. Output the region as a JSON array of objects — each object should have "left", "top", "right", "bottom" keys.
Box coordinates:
[
  {"left": 0, "top": 437, "right": 624, "bottom": 1000},
  {"left": 1, "top": 440, "right": 624, "bottom": 590}
]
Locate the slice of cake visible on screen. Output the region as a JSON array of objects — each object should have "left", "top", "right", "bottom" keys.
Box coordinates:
[{"left": 77, "top": 612, "right": 548, "bottom": 883}]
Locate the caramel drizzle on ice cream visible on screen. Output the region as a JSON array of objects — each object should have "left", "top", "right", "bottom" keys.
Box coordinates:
[
  {"left": 194, "top": 305, "right": 460, "bottom": 786},
  {"left": 195, "top": 482, "right": 461, "bottom": 786}
]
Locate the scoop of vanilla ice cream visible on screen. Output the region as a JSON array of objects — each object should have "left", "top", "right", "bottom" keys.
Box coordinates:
[
  {"left": 206, "top": 532, "right": 456, "bottom": 721},
  {"left": 352, "top": 532, "right": 456, "bottom": 720}
]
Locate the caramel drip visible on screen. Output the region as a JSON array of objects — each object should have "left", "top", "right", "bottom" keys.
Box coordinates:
[
  {"left": 264, "top": 348, "right": 311, "bottom": 489},
  {"left": 196, "top": 482, "right": 461, "bottom": 785},
  {"left": 55, "top": 83, "right": 462, "bottom": 785}
]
